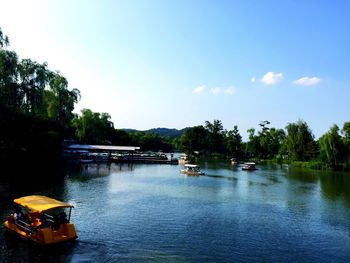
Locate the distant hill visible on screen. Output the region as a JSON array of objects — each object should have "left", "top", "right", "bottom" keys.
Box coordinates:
[{"left": 123, "top": 127, "right": 188, "bottom": 138}]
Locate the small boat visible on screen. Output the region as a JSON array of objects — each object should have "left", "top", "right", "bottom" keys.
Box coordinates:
[
  {"left": 178, "top": 153, "right": 188, "bottom": 165},
  {"left": 242, "top": 162, "right": 257, "bottom": 171},
  {"left": 3, "top": 195, "right": 77, "bottom": 245},
  {"left": 180, "top": 164, "right": 204, "bottom": 176},
  {"left": 230, "top": 158, "right": 238, "bottom": 166}
]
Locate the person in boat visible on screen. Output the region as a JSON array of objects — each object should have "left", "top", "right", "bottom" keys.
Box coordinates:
[
  {"left": 14, "top": 208, "right": 30, "bottom": 224},
  {"left": 13, "top": 209, "right": 22, "bottom": 222},
  {"left": 28, "top": 211, "right": 41, "bottom": 228},
  {"left": 39, "top": 214, "right": 51, "bottom": 228},
  {"left": 52, "top": 214, "right": 60, "bottom": 230},
  {"left": 59, "top": 211, "right": 68, "bottom": 224}
]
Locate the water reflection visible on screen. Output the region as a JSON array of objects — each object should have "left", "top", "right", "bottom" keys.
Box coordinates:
[
  {"left": 1, "top": 163, "right": 350, "bottom": 262},
  {"left": 320, "top": 171, "right": 350, "bottom": 207},
  {"left": 286, "top": 167, "right": 319, "bottom": 183}
]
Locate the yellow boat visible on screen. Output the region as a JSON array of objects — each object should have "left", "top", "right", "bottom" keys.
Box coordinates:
[{"left": 3, "top": 195, "right": 77, "bottom": 245}]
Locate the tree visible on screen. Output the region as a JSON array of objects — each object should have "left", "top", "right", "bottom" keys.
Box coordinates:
[
  {"left": 205, "top": 119, "right": 226, "bottom": 153},
  {"left": 179, "top": 125, "right": 208, "bottom": 153},
  {"left": 244, "top": 122, "right": 285, "bottom": 159},
  {"left": 109, "top": 129, "right": 132, "bottom": 145},
  {"left": 0, "top": 28, "right": 79, "bottom": 178},
  {"left": 284, "top": 120, "right": 317, "bottom": 161},
  {"left": 0, "top": 27, "right": 9, "bottom": 48},
  {"left": 245, "top": 128, "right": 260, "bottom": 158},
  {"left": 72, "top": 109, "right": 114, "bottom": 144},
  {"left": 319, "top": 125, "right": 346, "bottom": 168},
  {"left": 0, "top": 49, "right": 20, "bottom": 111},
  {"left": 47, "top": 73, "right": 80, "bottom": 129},
  {"left": 342, "top": 122, "right": 350, "bottom": 169},
  {"left": 225, "top": 125, "right": 243, "bottom": 158},
  {"left": 129, "top": 131, "right": 173, "bottom": 152},
  {"left": 343, "top": 122, "right": 350, "bottom": 148}
]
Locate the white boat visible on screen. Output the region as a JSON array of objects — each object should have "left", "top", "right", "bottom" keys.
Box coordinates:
[
  {"left": 242, "top": 162, "right": 257, "bottom": 171},
  {"left": 230, "top": 158, "right": 238, "bottom": 166},
  {"left": 180, "top": 164, "right": 204, "bottom": 176},
  {"left": 178, "top": 153, "right": 188, "bottom": 165}
]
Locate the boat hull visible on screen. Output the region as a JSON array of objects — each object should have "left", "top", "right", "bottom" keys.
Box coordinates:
[
  {"left": 242, "top": 167, "right": 257, "bottom": 171},
  {"left": 180, "top": 170, "right": 204, "bottom": 176},
  {"left": 3, "top": 220, "right": 77, "bottom": 246}
]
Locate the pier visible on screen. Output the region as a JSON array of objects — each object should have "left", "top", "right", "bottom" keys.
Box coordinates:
[{"left": 64, "top": 144, "right": 178, "bottom": 164}]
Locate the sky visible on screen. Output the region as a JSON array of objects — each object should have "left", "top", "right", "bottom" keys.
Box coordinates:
[{"left": 0, "top": 0, "right": 349, "bottom": 139}]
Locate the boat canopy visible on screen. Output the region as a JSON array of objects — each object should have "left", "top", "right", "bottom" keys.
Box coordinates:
[
  {"left": 184, "top": 164, "right": 199, "bottom": 168},
  {"left": 14, "top": 195, "right": 74, "bottom": 213}
]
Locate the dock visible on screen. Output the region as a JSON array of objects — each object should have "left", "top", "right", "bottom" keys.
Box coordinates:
[{"left": 64, "top": 144, "right": 178, "bottom": 165}]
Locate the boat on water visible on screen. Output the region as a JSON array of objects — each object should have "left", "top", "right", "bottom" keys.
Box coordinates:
[
  {"left": 230, "top": 158, "right": 238, "bottom": 166},
  {"left": 180, "top": 164, "right": 204, "bottom": 176},
  {"left": 242, "top": 162, "right": 257, "bottom": 171},
  {"left": 178, "top": 153, "right": 188, "bottom": 165},
  {"left": 3, "top": 195, "right": 77, "bottom": 245}
]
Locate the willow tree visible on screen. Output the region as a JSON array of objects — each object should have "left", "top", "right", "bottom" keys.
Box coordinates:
[
  {"left": 0, "top": 48, "right": 20, "bottom": 111},
  {"left": 0, "top": 27, "right": 81, "bottom": 176},
  {"left": 46, "top": 73, "right": 80, "bottom": 130},
  {"left": 319, "top": 125, "right": 346, "bottom": 169},
  {"left": 72, "top": 109, "right": 114, "bottom": 144},
  {"left": 342, "top": 122, "right": 350, "bottom": 169}
]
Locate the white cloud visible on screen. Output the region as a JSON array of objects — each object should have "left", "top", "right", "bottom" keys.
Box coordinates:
[
  {"left": 260, "top": 72, "right": 283, "bottom": 85},
  {"left": 223, "top": 87, "right": 235, "bottom": 95},
  {"left": 194, "top": 85, "right": 205, "bottom": 94},
  {"left": 293, "top": 76, "right": 321, "bottom": 86},
  {"left": 194, "top": 85, "right": 236, "bottom": 96},
  {"left": 210, "top": 87, "right": 221, "bottom": 95},
  {"left": 251, "top": 77, "right": 256, "bottom": 83}
]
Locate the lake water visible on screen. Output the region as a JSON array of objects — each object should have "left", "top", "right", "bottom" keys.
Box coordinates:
[{"left": 1, "top": 162, "right": 350, "bottom": 262}]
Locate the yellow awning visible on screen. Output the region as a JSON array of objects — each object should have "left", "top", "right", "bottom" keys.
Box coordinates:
[{"left": 14, "top": 195, "right": 73, "bottom": 212}]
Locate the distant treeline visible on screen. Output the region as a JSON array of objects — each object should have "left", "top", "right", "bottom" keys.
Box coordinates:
[
  {"left": 178, "top": 119, "right": 350, "bottom": 171},
  {"left": 1, "top": 27, "right": 350, "bottom": 180},
  {"left": 66, "top": 110, "right": 350, "bottom": 171}
]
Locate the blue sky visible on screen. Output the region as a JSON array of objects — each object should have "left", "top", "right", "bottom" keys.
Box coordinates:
[{"left": 0, "top": 0, "right": 349, "bottom": 139}]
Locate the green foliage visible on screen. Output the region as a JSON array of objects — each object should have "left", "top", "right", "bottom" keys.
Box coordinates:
[
  {"left": 47, "top": 73, "right": 80, "bottom": 129},
  {"left": 342, "top": 122, "right": 350, "bottom": 168},
  {"left": 290, "top": 160, "right": 325, "bottom": 170},
  {"left": 319, "top": 125, "right": 348, "bottom": 169},
  {"left": 2, "top": 27, "right": 350, "bottom": 175},
  {"left": 129, "top": 131, "right": 174, "bottom": 152},
  {"left": 178, "top": 125, "right": 209, "bottom": 153},
  {"left": 0, "top": 27, "right": 9, "bottom": 48},
  {"left": 145, "top": 128, "right": 186, "bottom": 138},
  {"left": 72, "top": 109, "right": 114, "bottom": 144},
  {"left": 245, "top": 122, "right": 285, "bottom": 159},
  {"left": 111, "top": 129, "right": 132, "bottom": 146},
  {"left": 245, "top": 128, "right": 259, "bottom": 158},
  {"left": 225, "top": 125, "right": 243, "bottom": 158},
  {"left": 205, "top": 120, "right": 226, "bottom": 153},
  {"left": 0, "top": 28, "right": 80, "bottom": 178},
  {"left": 284, "top": 120, "right": 317, "bottom": 161},
  {"left": 0, "top": 49, "right": 20, "bottom": 110}
]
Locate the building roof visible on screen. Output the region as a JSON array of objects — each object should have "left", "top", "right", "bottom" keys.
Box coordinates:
[{"left": 66, "top": 144, "right": 140, "bottom": 151}]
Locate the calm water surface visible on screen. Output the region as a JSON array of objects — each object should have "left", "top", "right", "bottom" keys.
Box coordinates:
[{"left": 1, "top": 162, "right": 350, "bottom": 262}]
